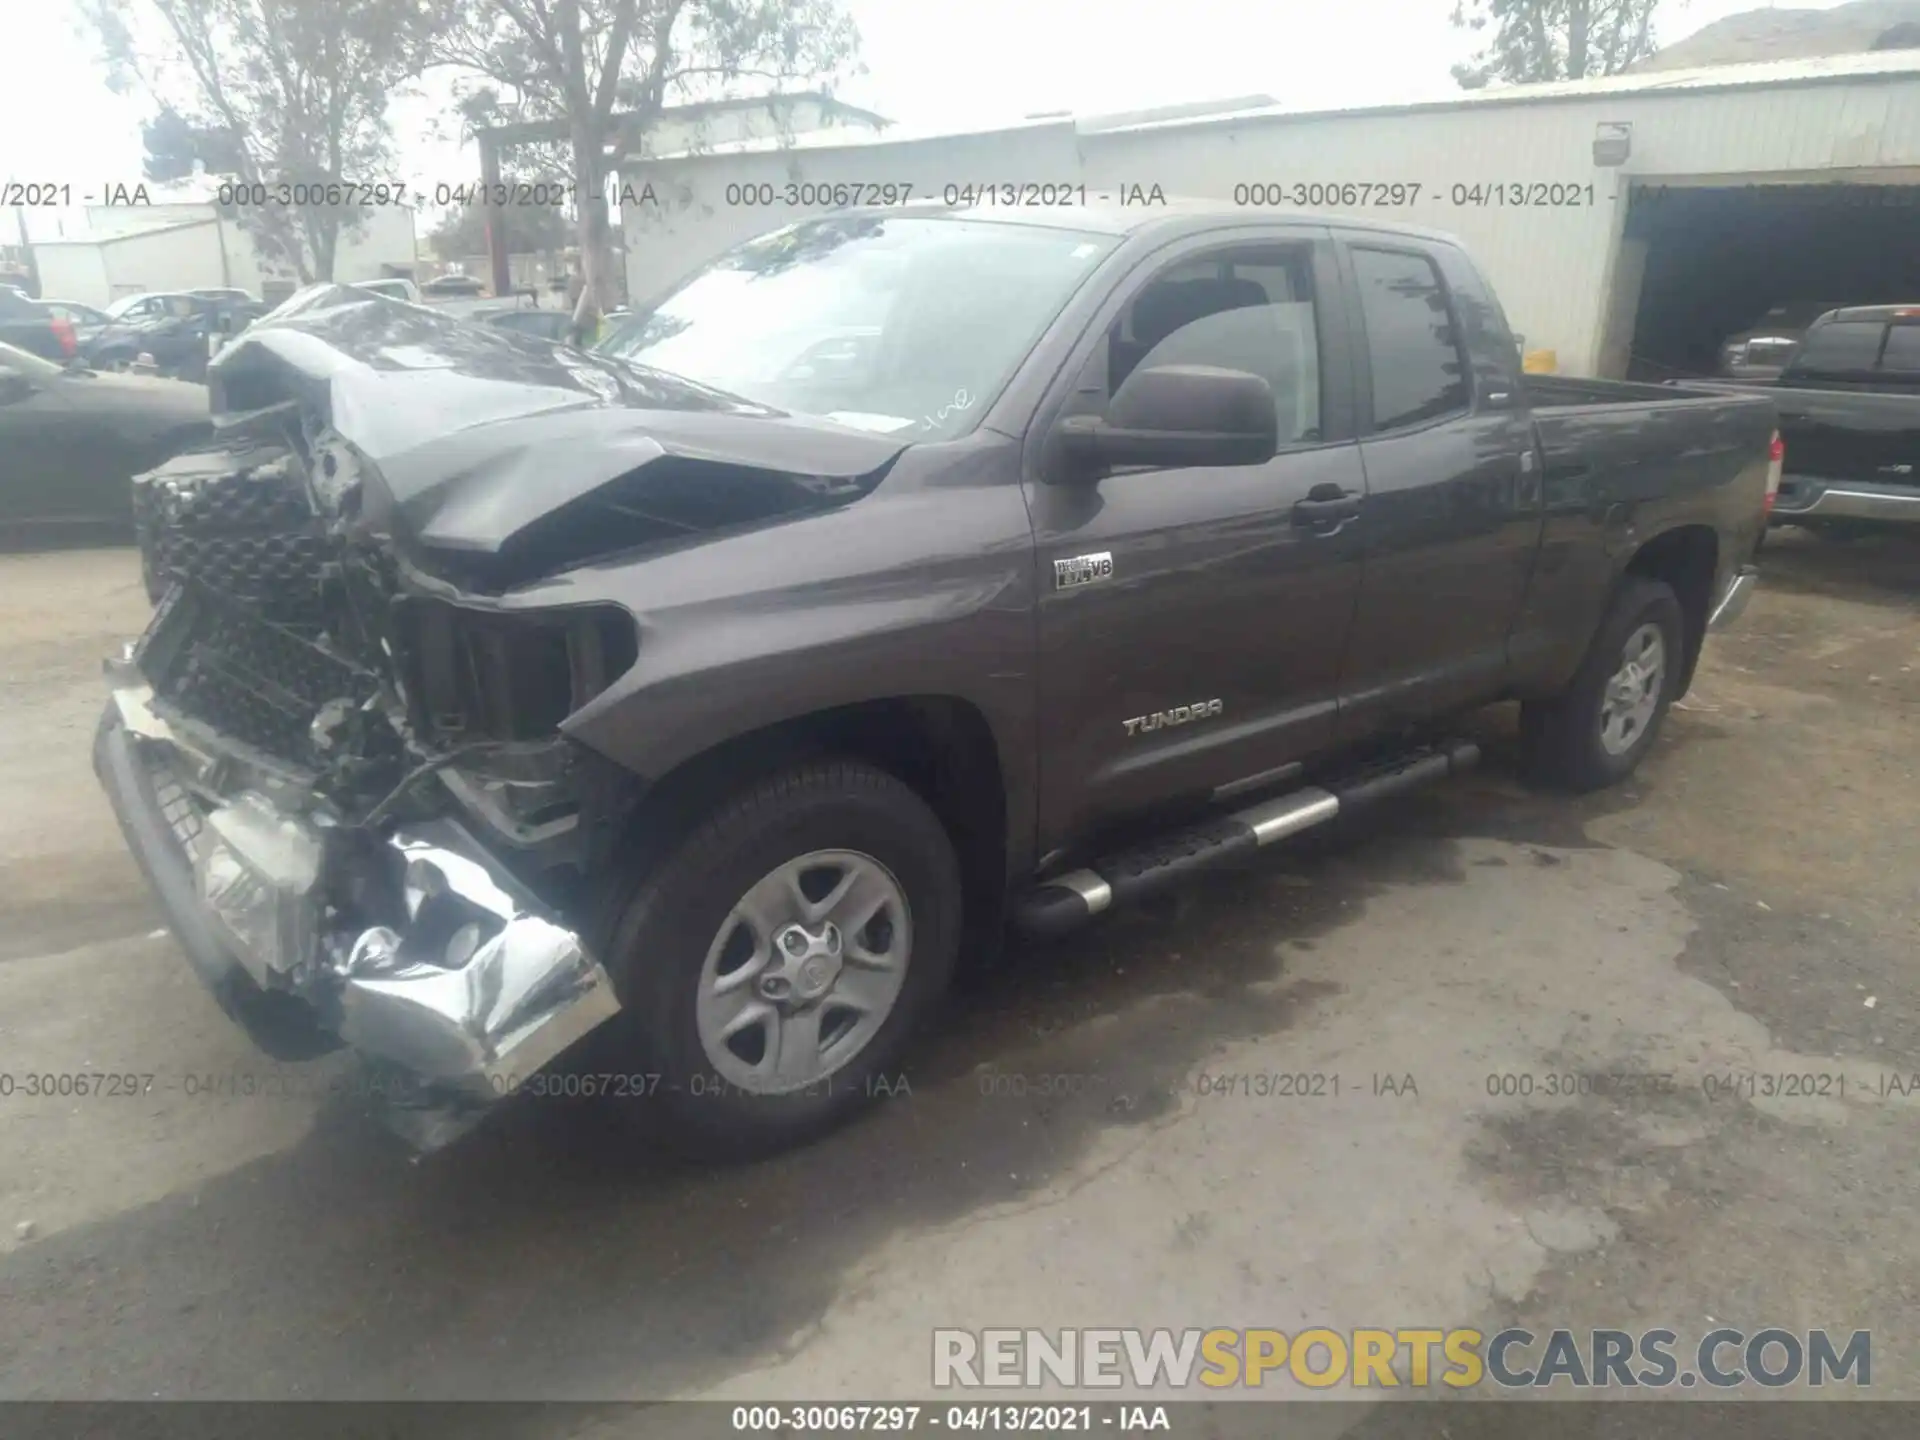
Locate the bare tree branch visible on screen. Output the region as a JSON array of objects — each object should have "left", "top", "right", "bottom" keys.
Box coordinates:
[
  {"left": 77, "top": 0, "right": 446, "bottom": 283},
  {"left": 428, "top": 0, "right": 859, "bottom": 331},
  {"left": 1452, "top": 0, "right": 1661, "bottom": 86}
]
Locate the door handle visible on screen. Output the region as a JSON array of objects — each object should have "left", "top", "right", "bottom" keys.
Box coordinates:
[{"left": 1292, "top": 489, "right": 1362, "bottom": 527}]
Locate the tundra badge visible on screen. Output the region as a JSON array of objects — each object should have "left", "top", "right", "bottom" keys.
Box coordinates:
[
  {"left": 1124, "top": 699, "right": 1223, "bottom": 736},
  {"left": 1054, "top": 552, "right": 1114, "bottom": 590}
]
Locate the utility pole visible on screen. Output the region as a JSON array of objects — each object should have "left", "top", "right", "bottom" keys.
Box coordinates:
[{"left": 13, "top": 205, "right": 41, "bottom": 297}]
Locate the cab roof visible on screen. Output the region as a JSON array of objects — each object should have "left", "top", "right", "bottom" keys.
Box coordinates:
[{"left": 1824, "top": 304, "right": 1920, "bottom": 324}]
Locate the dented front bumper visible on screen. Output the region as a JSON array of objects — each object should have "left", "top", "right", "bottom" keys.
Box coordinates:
[{"left": 94, "top": 678, "right": 621, "bottom": 1146}]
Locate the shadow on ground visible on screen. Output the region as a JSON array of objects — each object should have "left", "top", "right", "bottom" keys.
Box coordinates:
[{"left": 0, "top": 754, "right": 1566, "bottom": 1406}]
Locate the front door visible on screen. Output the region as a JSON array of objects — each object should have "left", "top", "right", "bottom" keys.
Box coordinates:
[{"left": 1025, "top": 233, "right": 1368, "bottom": 854}]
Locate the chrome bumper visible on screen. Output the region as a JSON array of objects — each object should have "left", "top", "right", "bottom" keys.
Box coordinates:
[
  {"left": 1708, "top": 565, "right": 1758, "bottom": 632},
  {"left": 97, "top": 681, "right": 621, "bottom": 1131},
  {"left": 1773, "top": 478, "right": 1920, "bottom": 525},
  {"left": 332, "top": 823, "right": 620, "bottom": 1098}
]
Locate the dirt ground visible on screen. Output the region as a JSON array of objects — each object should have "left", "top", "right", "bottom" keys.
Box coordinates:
[{"left": 0, "top": 530, "right": 1916, "bottom": 1428}]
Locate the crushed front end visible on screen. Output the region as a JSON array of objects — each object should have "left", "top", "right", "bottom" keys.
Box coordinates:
[{"left": 97, "top": 392, "right": 635, "bottom": 1150}]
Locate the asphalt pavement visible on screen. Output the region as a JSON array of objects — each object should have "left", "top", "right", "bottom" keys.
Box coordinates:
[{"left": 1, "top": 533, "right": 1917, "bottom": 1426}]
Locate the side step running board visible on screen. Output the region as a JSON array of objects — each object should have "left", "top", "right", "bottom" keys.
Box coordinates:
[{"left": 1014, "top": 739, "right": 1479, "bottom": 938}]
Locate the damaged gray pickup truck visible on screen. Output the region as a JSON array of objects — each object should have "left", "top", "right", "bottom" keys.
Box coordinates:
[{"left": 96, "top": 204, "right": 1775, "bottom": 1155}]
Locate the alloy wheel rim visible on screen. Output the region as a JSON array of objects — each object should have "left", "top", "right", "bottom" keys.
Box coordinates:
[
  {"left": 1598, "top": 622, "right": 1666, "bottom": 757},
  {"left": 695, "top": 848, "right": 912, "bottom": 1093}
]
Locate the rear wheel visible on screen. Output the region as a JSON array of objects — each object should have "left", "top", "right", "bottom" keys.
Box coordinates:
[
  {"left": 599, "top": 760, "right": 963, "bottom": 1158},
  {"left": 1521, "top": 576, "right": 1683, "bottom": 792}
]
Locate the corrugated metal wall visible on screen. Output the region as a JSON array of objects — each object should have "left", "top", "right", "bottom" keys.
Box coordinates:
[
  {"left": 102, "top": 224, "right": 231, "bottom": 299},
  {"left": 621, "top": 120, "right": 1086, "bottom": 308},
  {"left": 621, "top": 73, "right": 1920, "bottom": 374},
  {"left": 29, "top": 245, "right": 111, "bottom": 308}
]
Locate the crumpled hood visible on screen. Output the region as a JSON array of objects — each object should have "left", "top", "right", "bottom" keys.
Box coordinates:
[{"left": 205, "top": 284, "right": 913, "bottom": 568}]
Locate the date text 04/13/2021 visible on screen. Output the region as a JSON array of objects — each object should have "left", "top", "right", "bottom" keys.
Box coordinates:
[{"left": 728, "top": 1404, "right": 1173, "bottom": 1432}]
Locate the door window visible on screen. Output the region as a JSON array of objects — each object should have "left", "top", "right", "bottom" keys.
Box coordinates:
[
  {"left": 1106, "top": 246, "right": 1324, "bottom": 446},
  {"left": 1349, "top": 247, "right": 1471, "bottom": 431},
  {"left": 1797, "top": 320, "right": 1886, "bottom": 374},
  {"left": 1877, "top": 323, "right": 1920, "bottom": 374}
]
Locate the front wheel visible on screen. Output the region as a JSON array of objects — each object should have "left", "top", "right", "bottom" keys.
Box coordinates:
[
  {"left": 600, "top": 760, "right": 963, "bottom": 1158},
  {"left": 1520, "top": 575, "right": 1683, "bottom": 792}
]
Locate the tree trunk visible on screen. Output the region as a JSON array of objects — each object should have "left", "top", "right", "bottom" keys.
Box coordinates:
[
  {"left": 313, "top": 215, "right": 338, "bottom": 283},
  {"left": 570, "top": 122, "right": 615, "bottom": 343},
  {"left": 1568, "top": 0, "right": 1592, "bottom": 78}
]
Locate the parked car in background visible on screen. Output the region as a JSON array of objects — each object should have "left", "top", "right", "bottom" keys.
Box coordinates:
[
  {"left": 427, "top": 290, "right": 579, "bottom": 342},
  {"left": 477, "top": 304, "right": 573, "bottom": 342},
  {"left": 352, "top": 278, "right": 422, "bottom": 304},
  {"left": 1717, "top": 301, "right": 1850, "bottom": 381},
  {"left": 190, "top": 288, "right": 260, "bottom": 305},
  {"left": 1701, "top": 304, "right": 1920, "bottom": 534},
  {"left": 39, "top": 300, "right": 113, "bottom": 349},
  {"left": 0, "top": 339, "right": 209, "bottom": 539},
  {"left": 83, "top": 292, "right": 266, "bottom": 381},
  {"left": 0, "top": 287, "right": 80, "bottom": 363},
  {"left": 489, "top": 309, "right": 574, "bottom": 341},
  {"left": 421, "top": 273, "right": 488, "bottom": 299}
]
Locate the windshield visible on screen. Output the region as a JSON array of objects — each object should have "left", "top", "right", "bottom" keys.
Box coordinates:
[
  {"left": 104, "top": 294, "right": 151, "bottom": 320},
  {"left": 597, "top": 216, "right": 1119, "bottom": 440}
]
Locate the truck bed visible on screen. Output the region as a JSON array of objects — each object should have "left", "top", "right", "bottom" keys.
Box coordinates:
[
  {"left": 1524, "top": 374, "right": 1751, "bottom": 409},
  {"left": 1676, "top": 374, "right": 1920, "bottom": 523}
]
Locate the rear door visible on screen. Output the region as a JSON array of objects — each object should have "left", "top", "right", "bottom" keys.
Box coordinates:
[
  {"left": 1332, "top": 236, "right": 1541, "bottom": 737},
  {"left": 1025, "top": 226, "right": 1369, "bottom": 851}
]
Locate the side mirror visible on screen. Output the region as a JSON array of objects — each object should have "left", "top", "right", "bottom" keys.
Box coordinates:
[{"left": 1058, "top": 365, "right": 1277, "bottom": 476}]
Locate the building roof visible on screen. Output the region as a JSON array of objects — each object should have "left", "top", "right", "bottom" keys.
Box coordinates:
[
  {"left": 31, "top": 217, "right": 220, "bottom": 248},
  {"left": 637, "top": 50, "right": 1920, "bottom": 169},
  {"left": 1103, "top": 48, "right": 1920, "bottom": 135},
  {"left": 473, "top": 92, "right": 892, "bottom": 156},
  {"left": 641, "top": 94, "right": 1291, "bottom": 163}
]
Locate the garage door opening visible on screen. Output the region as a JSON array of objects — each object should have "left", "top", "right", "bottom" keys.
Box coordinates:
[{"left": 1616, "top": 182, "right": 1920, "bottom": 381}]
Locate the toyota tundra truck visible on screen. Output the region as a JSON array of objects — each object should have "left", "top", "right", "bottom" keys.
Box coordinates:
[
  {"left": 1696, "top": 303, "right": 1920, "bottom": 534},
  {"left": 93, "top": 203, "right": 1777, "bottom": 1155}
]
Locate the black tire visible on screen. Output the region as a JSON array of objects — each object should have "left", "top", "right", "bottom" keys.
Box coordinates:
[
  {"left": 598, "top": 760, "right": 963, "bottom": 1159},
  {"left": 1520, "top": 575, "right": 1684, "bottom": 793}
]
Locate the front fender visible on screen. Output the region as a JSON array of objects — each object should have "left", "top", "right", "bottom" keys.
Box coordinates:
[{"left": 500, "top": 440, "right": 1042, "bottom": 876}]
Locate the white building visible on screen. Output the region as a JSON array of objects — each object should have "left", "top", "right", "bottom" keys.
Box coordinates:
[
  {"left": 619, "top": 51, "right": 1920, "bottom": 378},
  {"left": 31, "top": 202, "right": 418, "bottom": 309}
]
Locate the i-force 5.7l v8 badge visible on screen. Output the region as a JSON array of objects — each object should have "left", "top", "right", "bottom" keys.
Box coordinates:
[{"left": 1054, "top": 552, "right": 1114, "bottom": 590}]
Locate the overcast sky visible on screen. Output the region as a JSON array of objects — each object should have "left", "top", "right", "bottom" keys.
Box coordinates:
[{"left": 3, "top": 0, "right": 1846, "bottom": 242}]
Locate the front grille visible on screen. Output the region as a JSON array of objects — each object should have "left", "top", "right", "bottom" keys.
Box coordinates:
[
  {"left": 136, "top": 580, "right": 381, "bottom": 766},
  {"left": 133, "top": 445, "right": 330, "bottom": 628},
  {"left": 145, "top": 746, "right": 205, "bottom": 852}
]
